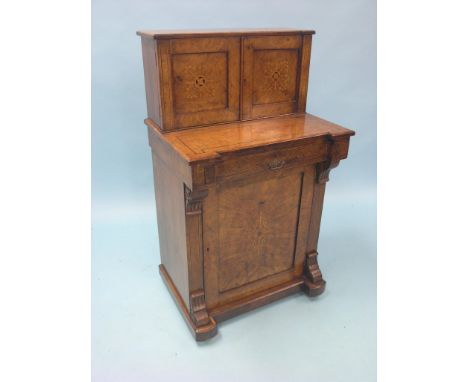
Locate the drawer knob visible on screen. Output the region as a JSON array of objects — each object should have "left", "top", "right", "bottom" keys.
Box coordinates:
[{"left": 268, "top": 159, "right": 285, "bottom": 170}]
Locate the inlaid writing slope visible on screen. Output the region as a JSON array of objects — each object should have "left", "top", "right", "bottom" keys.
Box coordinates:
[{"left": 137, "top": 28, "right": 355, "bottom": 340}]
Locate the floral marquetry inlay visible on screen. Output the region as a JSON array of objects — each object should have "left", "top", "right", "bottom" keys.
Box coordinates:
[
  {"left": 195, "top": 76, "right": 206, "bottom": 87},
  {"left": 253, "top": 49, "right": 299, "bottom": 105},
  {"left": 179, "top": 68, "right": 214, "bottom": 100},
  {"left": 263, "top": 61, "right": 290, "bottom": 92},
  {"left": 172, "top": 52, "right": 228, "bottom": 114}
]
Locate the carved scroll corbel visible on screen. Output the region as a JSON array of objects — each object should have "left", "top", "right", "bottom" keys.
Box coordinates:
[
  {"left": 189, "top": 290, "right": 210, "bottom": 326},
  {"left": 184, "top": 186, "right": 208, "bottom": 215},
  {"left": 316, "top": 159, "right": 340, "bottom": 184},
  {"left": 303, "top": 250, "right": 326, "bottom": 296},
  {"left": 316, "top": 134, "right": 342, "bottom": 184},
  {"left": 305, "top": 250, "right": 323, "bottom": 284}
]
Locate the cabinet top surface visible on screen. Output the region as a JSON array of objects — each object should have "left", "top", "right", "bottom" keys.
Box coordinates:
[
  {"left": 147, "top": 113, "right": 355, "bottom": 163},
  {"left": 137, "top": 28, "right": 315, "bottom": 39}
]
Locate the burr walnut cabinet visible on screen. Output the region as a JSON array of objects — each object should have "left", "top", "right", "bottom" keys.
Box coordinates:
[{"left": 137, "top": 29, "right": 355, "bottom": 340}]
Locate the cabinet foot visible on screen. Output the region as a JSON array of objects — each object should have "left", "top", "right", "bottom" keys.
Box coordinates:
[
  {"left": 302, "top": 277, "right": 326, "bottom": 297},
  {"left": 192, "top": 317, "right": 218, "bottom": 341}
]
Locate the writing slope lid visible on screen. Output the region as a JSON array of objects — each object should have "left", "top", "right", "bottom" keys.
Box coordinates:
[{"left": 146, "top": 113, "right": 355, "bottom": 163}]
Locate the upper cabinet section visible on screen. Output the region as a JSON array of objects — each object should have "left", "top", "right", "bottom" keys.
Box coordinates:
[{"left": 138, "top": 29, "right": 314, "bottom": 132}]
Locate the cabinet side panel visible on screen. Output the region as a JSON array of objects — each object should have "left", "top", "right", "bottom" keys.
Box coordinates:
[
  {"left": 141, "top": 38, "right": 162, "bottom": 125},
  {"left": 151, "top": 152, "right": 189, "bottom": 307},
  {"left": 297, "top": 34, "right": 312, "bottom": 113}
]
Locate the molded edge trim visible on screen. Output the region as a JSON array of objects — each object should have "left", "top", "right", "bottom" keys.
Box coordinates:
[
  {"left": 209, "top": 279, "right": 304, "bottom": 322},
  {"left": 137, "top": 29, "right": 316, "bottom": 39}
]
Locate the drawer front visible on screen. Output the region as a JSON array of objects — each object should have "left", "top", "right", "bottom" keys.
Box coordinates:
[{"left": 215, "top": 138, "right": 328, "bottom": 181}]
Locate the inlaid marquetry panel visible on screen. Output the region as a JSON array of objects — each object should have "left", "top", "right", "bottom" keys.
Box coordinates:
[
  {"left": 217, "top": 172, "right": 303, "bottom": 292},
  {"left": 253, "top": 49, "right": 299, "bottom": 105},
  {"left": 172, "top": 52, "right": 228, "bottom": 113},
  {"left": 158, "top": 37, "right": 240, "bottom": 130},
  {"left": 242, "top": 34, "right": 307, "bottom": 120}
]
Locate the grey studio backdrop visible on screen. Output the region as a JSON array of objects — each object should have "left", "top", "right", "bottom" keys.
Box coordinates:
[{"left": 92, "top": 1, "right": 376, "bottom": 381}]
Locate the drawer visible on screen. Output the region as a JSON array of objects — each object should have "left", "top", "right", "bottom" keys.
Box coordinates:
[{"left": 215, "top": 137, "right": 329, "bottom": 180}]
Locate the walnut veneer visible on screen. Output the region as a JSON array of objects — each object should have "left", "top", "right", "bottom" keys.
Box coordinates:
[{"left": 137, "top": 29, "right": 355, "bottom": 340}]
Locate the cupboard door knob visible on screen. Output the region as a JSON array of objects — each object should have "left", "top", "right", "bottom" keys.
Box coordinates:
[{"left": 268, "top": 159, "right": 285, "bottom": 170}]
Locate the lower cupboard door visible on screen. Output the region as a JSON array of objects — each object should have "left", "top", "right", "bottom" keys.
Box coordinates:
[{"left": 203, "top": 166, "right": 316, "bottom": 309}]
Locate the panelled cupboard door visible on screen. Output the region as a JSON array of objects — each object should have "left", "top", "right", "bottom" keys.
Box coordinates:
[
  {"left": 203, "top": 165, "right": 316, "bottom": 309},
  {"left": 241, "top": 34, "right": 312, "bottom": 120},
  {"left": 158, "top": 37, "right": 241, "bottom": 130}
]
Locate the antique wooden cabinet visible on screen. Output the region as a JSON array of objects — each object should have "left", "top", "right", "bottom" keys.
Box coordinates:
[{"left": 137, "top": 29, "right": 355, "bottom": 340}]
